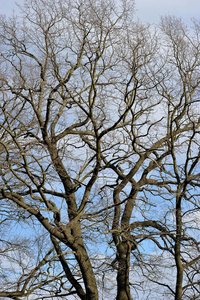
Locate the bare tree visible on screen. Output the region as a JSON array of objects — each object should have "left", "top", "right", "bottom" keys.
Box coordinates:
[
  {"left": 0, "top": 1, "right": 200, "bottom": 299},
  {"left": 126, "top": 16, "right": 200, "bottom": 300}
]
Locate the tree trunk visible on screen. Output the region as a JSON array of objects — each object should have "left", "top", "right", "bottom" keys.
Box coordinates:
[
  {"left": 75, "top": 244, "right": 99, "bottom": 300},
  {"left": 175, "top": 194, "right": 183, "bottom": 300},
  {"left": 116, "top": 241, "right": 132, "bottom": 300},
  {"left": 175, "top": 265, "right": 183, "bottom": 300}
]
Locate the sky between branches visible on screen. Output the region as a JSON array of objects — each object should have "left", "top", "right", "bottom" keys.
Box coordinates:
[{"left": 0, "top": 0, "right": 199, "bottom": 24}]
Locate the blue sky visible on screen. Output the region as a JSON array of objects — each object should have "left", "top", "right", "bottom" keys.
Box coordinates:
[
  {"left": 135, "top": 0, "right": 200, "bottom": 24},
  {"left": 0, "top": 0, "right": 199, "bottom": 24}
]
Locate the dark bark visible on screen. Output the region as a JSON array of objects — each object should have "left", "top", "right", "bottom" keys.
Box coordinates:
[
  {"left": 75, "top": 243, "right": 99, "bottom": 300},
  {"left": 116, "top": 241, "right": 132, "bottom": 300},
  {"left": 175, "top": 196, "right": 183, "bottom": 300},
  {"left": 45, "top": 139, "right": 99, "bottom": 299}
]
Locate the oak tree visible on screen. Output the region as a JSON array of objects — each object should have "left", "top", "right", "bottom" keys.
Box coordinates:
[{"left": 0, "top": 1, "right": 200, "bottom": 299}]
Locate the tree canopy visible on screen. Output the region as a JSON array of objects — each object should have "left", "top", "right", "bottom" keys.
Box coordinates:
[{"left": 0, "top": 1, "right": 200, "bottom": 299}]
